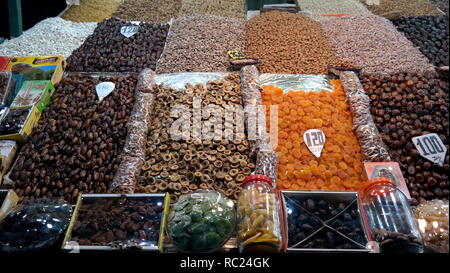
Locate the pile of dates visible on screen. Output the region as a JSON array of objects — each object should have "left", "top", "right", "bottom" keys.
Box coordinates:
[{"left": 5, "top": 74, "right": 137, "bottom": 203}]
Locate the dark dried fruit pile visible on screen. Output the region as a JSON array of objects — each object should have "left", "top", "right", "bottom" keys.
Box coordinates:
[
  {"left": 361, "top": 72, "right": 449, "bottom": 205},
  {"left": 285, "top": 195, "right": 368, "bottom": 250},
  {"left": 393, "top": 15, "right": 449, "bottom": 67},
  {"left": 71, "top": 196, "right": 164, "bottom": 246},
  {"left": 0, "top": 107, "right": 31, "bottom": 135},
  {"left": 67, "top": 17, "right": 169, "bottom": 72},
  {"left": 5, "top": 74, "right": 137, "bottom": 203}
]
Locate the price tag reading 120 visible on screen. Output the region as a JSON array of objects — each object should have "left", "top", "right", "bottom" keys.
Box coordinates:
[
  {"left": 412, "top": 133, "right": 447, "bottom": 167},
  {"left": 120, "top": 26, "right": 139, "bottom": 38},
  {"left": 304, "top": 129, "right": 326, "bottom": 158}
]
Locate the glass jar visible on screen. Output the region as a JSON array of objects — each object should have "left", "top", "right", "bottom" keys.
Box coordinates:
[
  {"left": 361, "top": 177, "right": 424, "bottom": 253},
  {"left": 237, "top": 175, "right": 282, "bottom": 253}
]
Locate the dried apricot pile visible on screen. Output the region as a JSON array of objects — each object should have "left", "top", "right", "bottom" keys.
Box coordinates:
[{"left": 261, "top": 80, "right": 364, "bottom": 191}]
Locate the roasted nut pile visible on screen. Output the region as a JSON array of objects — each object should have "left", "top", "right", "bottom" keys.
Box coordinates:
[
  {"left": 285, "top": 196, "right": 367, "bottom": 249},
  {"left": 156, "top": 14, "right": 245, "bottom": 73},
  {"left": 361, "top": 72, "right": 449, "bottom": 205},
  {"left": 71, "top": 196, "right": 163, "bottom": 246},
  {"left": 361, "top": 0, "right": 442, "bottom": 19},
  {"left": 262, "top": 81, "right": 364, "bottom": 191},
  {"left": 179, "top": 0, "right": 245, "bottom": 19},
  {"left": 246, "top": 11, "right": 343, "bottom": 74},
  {"left": 113, "top": 0, "right": 182, "bottom": 23},
  {"left": 6, "top": 74, "right": 137, "bottom": 203},
  {"left": 298, "top": 0, "right": 371, "bottom": 21},
  {"left": 393, "top": 16, "right": 449, "bottom": 67},
  {"left": 67, "top": 18, "right": 169, "bottom": 72},
  {"left": 322, "top": 14, "right": 434, "bottom": 74},
  {"left": 137, "top": 74, "right": 256, "bottom": 201},
  {"left": 0, "top": 107, "right": 31, "bottom": 136},
  {"left": 62, "top": 0, "right": 122, "bottom": 22}
]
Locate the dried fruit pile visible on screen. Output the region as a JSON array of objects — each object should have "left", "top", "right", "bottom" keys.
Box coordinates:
[
  {"left": 137, "top": 74, "right": 255, "bottom": 202},
  {"left": 246, "top": 11, "right": 342, "bottom": 74},
  {"left": 113, "top": 0, "right": 182, "bottom": 23},
  {"left": 67, "top": 18, "right": 169, "bottom": 72},
  {"left": 393, "top": 15, "right": 449, "bottom": 67},
  {"left": 156, "top": 14, "right": 245, "bottom": 73},
  {"left": 62, "top": 0, "right": 122, "bottom": 22},
  {"left": 361, "top": 72, "right": 449, "bottom": 205},
  {"left": 261, "top": 80, "right": 364, "bottom": 191},
  {"left": 6, "top": 74, "right": 137, "bottom": 203},
  {"left": 179, "top": 0, "right": 245, "bottom": 19},
  {"left": 322, "top": 14, "right": 434, "bottom": 74}
]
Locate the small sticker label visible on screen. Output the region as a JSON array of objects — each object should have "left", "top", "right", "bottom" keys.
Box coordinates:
[
  {"left": 304, "top": 129, "right": 326, "bottom": 158},
  {"left": 120, "top": 26, "right": 139, "bottom": 38},
  {"left": 412, "top": 133, "right": 447, "bottom": 167},
  {"left": 96, "top": 82, "right": 115, "bottom": 103},
  {"left": 228, "top": 50, "right": 245, "bottom": 60}
]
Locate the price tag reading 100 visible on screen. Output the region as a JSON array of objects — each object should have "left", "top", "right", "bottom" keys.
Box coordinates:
[
  {"left": 412, "top": 133, "right": 447, "bottom": 167},
  {"left": 304, "top": 129, "right": 326, "bottom": 158}
]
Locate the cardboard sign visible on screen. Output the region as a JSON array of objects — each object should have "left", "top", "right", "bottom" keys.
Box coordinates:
[
  {"left": 412, "top": 133, "right": 447, "bottom": 167},
  {"left": 121, "top": 26, "right": 139, "bottom": 38},
  {"left": 96, "top": 82, "right": 115, "bottom": 103},
  {"left": 303, "top": 129, "right": 326, "bottom": 158}
]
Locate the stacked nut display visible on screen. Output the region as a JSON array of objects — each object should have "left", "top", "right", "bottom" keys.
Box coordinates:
[
  {"left": 5, "top": 74, "right": 137, "bottom": 203},
  {"left": 137, "top": 74, "right": 256, "bottom": 202},
  {"left": 67, "top": 17, "right": 169, "bottom": 72},
  {"left": 393, "top": 16, "right": 449, "bottom": 67},
  {"left": 361, "top": 72, "right": 449, "bottom": 205}
]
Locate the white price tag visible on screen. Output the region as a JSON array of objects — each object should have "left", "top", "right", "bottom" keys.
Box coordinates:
[
  {"left": 303, "top": 129, "right": 326, "bottom": 158},
  {"left": 120, "top": 26, "right": 139, "bottom": 38},
  {"left": 95, "top": 82, "right": 115, "bottom": 103},
  {"left": 412, "top": 133, "right": 447, "bottom": 167}
]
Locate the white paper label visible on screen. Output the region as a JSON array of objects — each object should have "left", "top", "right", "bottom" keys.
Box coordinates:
[
  {"left": 304, "top": 129, "right": 326, "bottom": 158},
  {"left": 412, "top": 133, "right": 447, "bottom": 167},
  {"left": 120, "top": 26, "right": 139, "bottom": 38},
  {"left": 95, "top": 82, "right": 115, "bottom": 103}
]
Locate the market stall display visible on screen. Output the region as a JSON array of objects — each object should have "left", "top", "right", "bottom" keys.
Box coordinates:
[
  {"left": 282, "top": 191, "right": 370, "bottom": 252},
  {"left": 246, "top": 11, "right": 348, "bottom": 75},
  {"left": 156, "top": 14, "right": 245, "bottom": 73},
  {"left": 393, "top": 15, "right": 449, "bottom": 67},
  {"left": 136, "top": 73, "right": 255, "bottom": 202},
  {"left": 360, "top": 0, "right": 443, "bottom": 19},
  {"left": 5, "top": 73, "right": 137, "bottom": 203},
  {"left": 0, "top": 72, "right": 15, "bottom": 106},
  {"left": 113, "top": 0, "right": 182, "bottom": 23},
  {"left": 0, "top": 198, "right": 72, "bottom": 252},
  {"left": 179, "top": 0, "right": 246, "bottom": 19},
  {"left": 261, "top": 78, "right": 364, "bottom": 191},
  {"left": 297, "top": 0, "right": 372, "bottom": 21},
  {"left": 414, "top": 200, "right": 449, "bottom": 253},
  {"left": 361, "top": 178, "right": 424, "bottom": 253},
  {"left": 63, "top": 193, "right": 169, "bottom": 251},
  {"left": 0, "top": 18, "right": 97, "bottom": 59},
  {"left": 62, "top": 0, "right": 122, "bottom": 22},
  {"left": 67, "top": 18, "right": 169, "bottom": 73},
  {"left": 322, "top": 14, "right": 435, "bottom": 74},
  {"left": 361, "top": 72, "right": 449, "bottom": 205},
  {"left": 0, "top": 106, "right": 41, "bottom": 142},
  {"left": 10, "top": 80, "right": 55, "bottom": 112},
  {"left": 237, "top": 175, "right": 282, "bottom": 253},
  {"left": 167, "top": 190, "right": 235, "bottom": 253}
]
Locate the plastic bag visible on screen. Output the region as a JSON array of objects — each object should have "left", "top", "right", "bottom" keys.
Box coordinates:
[
  {"left": 0, "top": 198, "right": 72, "bottom": 252},
  {"left": 123, "top": 121, "right": 147, "bottom": 159},
  {"left": 414, "top": 200, "right": 449, "bottom": 253},
  {"left": 341, "top": 71, "right": 391, "bottom": 162},
  {"left": 109, "top": 156, "right": 144, "bottom": 194},
  {"left": 167, "top": 190, "right": 236, "bottom": 253},
  {"left": 136, "top": 68, "right": 156, "bottom": 94}
]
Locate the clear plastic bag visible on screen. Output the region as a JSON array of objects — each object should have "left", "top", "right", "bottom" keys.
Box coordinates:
[
  {"left": 166, "top": 190, "right": 236, "bottom": 253},
  {"left": 414, "top": 200, "right": 449, "bottom": 253},
  {"left": 123, "top": 121, "right": 148, "bottom": 159},
  {"left": 109, "top": 156, "right": 144, "bottom": 194},
  {"left": 341, "top": 71, "right": 391, "bottom": 162},
  {"left": 136, "top": 69, "right": 156, "bottom": 94},
  {"left": 0, "top": 198, "right": 72, "bottom": 252}
]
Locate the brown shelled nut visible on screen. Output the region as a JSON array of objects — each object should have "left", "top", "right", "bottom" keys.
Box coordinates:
[
  {"left": 136, "top": 74, "right": 256, "bottom": 200},
  {"left": 6, "top": 74, "right": 137, "bottom": 203},
  {"left": 361, "top": 71, "right": 449, "bottom": 205}
]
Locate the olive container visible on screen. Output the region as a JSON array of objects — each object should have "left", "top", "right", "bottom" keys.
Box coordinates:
[
  {"left": 281, "top": 190, "right": 372, "bottom": 252},
  {"left": 62, "top": 193, "right": 170, "bottom": 252}
]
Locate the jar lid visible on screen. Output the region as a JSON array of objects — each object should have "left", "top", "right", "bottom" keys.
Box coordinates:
[
  {"left": 361, "top": 177, "right": 396, "bottom": 196},
  {"left": 242, "top": 174, "right": 273, "bottom": 187}
]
